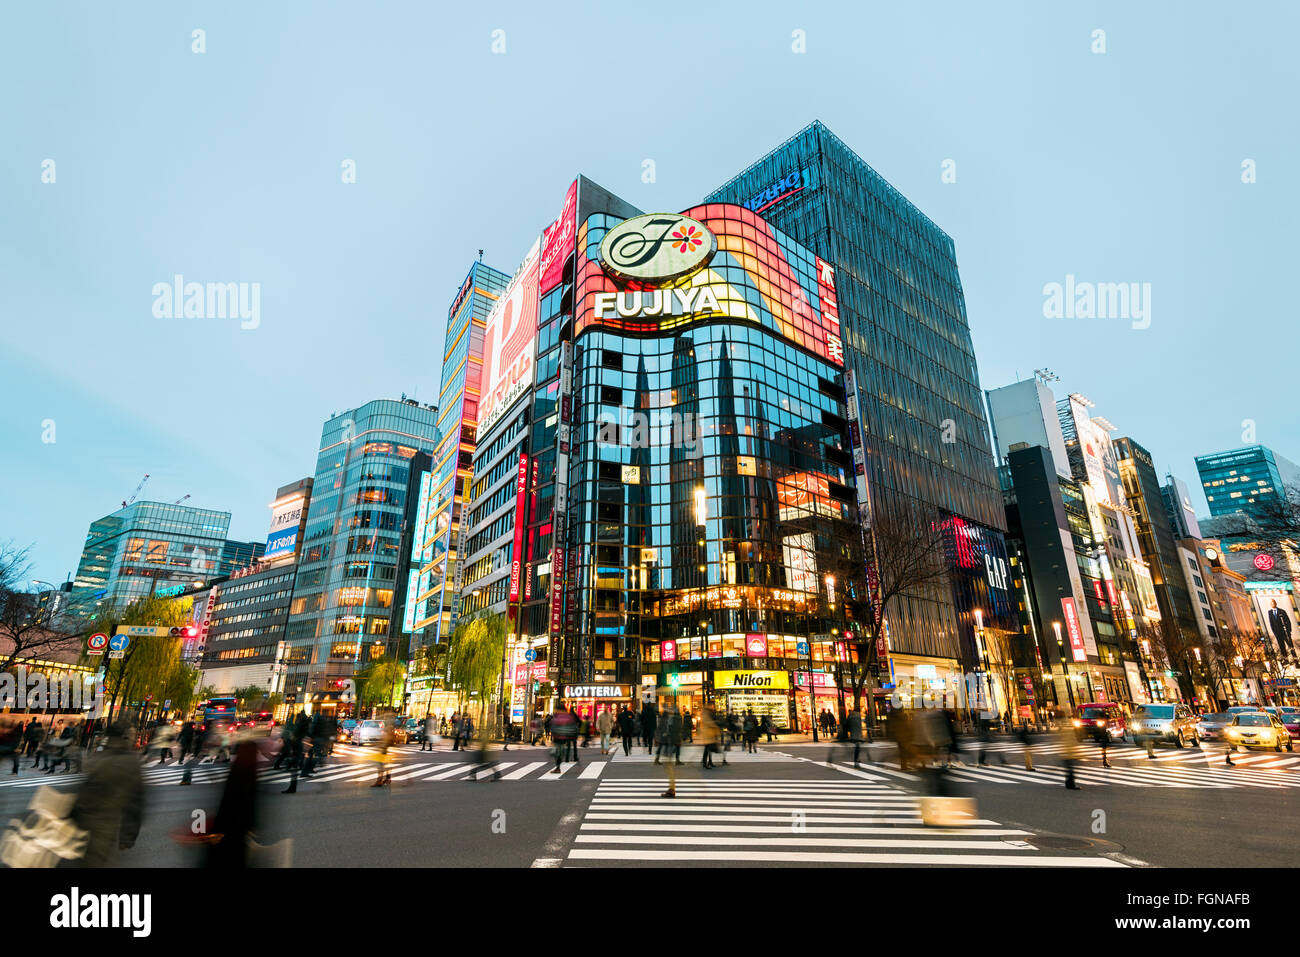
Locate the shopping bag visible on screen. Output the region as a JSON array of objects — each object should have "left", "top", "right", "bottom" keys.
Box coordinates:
[
  {"left": 919, "top": 796, "right": 979, "bottom": 827},
  {"left": 0, "top": 786, "right": 89, "bottom": 867}
]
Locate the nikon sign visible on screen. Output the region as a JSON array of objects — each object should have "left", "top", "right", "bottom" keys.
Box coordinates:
[
  {"left": 713, "top": 670, "right": 790, "bottom": 690},
  {"left": 598, "top": 213, "right": 716, "bottom": 283}
]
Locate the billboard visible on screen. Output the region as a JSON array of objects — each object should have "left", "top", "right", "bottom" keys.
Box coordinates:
[
  {"left": 1061, "top": 597, "right": 1088, "bottom": 663},
  {"left": 540, "top": 179, "right": 577, "bottom": 293},
  {"left": 576, "top": 203, "right": 843, "bottom": 364},
  {"left": 265, "top": 494, "right": 306, "bottom": 561},
  {"left": 1250, "top": 586, "right": 1299, "bottom": 661},
  {"left": 507, "top": 453, "right": 529, "bottom": 605},
  {"left": 479, "top": 238, "right": 540, "bottom": 433}
]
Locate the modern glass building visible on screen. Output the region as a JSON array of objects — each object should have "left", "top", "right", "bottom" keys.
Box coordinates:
[
  {"left": 1196, "top": 445, "right": 1300, "bottom": 521},
  {"left": 284, "top": 399, "right": 440, "bottom": 702},
  {"left": 413, "top": 261, "right": 510, "bottom": 653},
  {"left": 706, "top": 121, "right": 1014, "bottom": 684},
  {"left": 70, "top": 502, "right": 260, "bottom": 621}
]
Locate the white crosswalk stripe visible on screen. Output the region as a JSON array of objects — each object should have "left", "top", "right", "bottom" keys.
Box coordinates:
[
  {"left": 566, "top": 778, "right": 1127, "bottom": 867},
  {"left": 857, "top": 756, "right": 1300, "bottom": 789}
]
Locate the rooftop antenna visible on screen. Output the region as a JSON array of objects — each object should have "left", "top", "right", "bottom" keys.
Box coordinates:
[
  {"left": 478, "top": 249, "right": 484, "bottom": 262},
  {"left": 1033, "top": 368, "right": 1060, "bottom": 384}
]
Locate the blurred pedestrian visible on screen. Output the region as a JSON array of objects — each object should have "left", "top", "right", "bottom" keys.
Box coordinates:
[
  {"left": 69, "top": 723, "right": 144, "bottom": 867},
  {"left": 149, "top": 722, "right": 178, "bottom": 765},
  {"left": 469, "top": 720, "right": 501, "bottom": 782},
  {"left": 845, "top": 708, "right": 866, "bottom": 768},
  {"left": 743, "top": 709, "right": 759, "bottom": 754},
  {"left": 371, "top": 722, "right": 395, "bottom": 787},
  {"left": 640, "top": 701, "right": 658, "bottom": 754},
  {"left": 654, "top": 709, "right": 670, "bottom": 764},
  {"left": 1092, "top": 722, "right": 1113, "bottom": 769},
  {"left": 549, "top": 705, "right": 577, "bottom": 773},
  {"left": 422, "top": 712, "right": 437, "bottom": 751},
  {"left": 178, "top": 720, "right": 195, "bottom": 762},
  {"left": 1018, "top": 721, "right": 1035, "bottom": 771},
  {"left": 667, "top": 706, "right": 683, "bottom": 765},
  {"left": 0, "top": 719, "right": 21, "bottom": 775},
  {"left": 597, "top": 707, "right": 614, "bottom": 755},
  {"left": 206, "top": 738, "right": 259, "bottom": 869},
  {"left": 661, "top": 707, "right": 680, "bottom": 798},
  {"left": 23, "top": 718, "right": 44, "bottom": 767},
  {"left": 699, "top": 708, "right": 719, "bottom": 769}
]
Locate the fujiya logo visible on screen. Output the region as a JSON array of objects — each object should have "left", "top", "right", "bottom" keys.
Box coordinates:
[
  {"left": 599, "top": 213, "right": 716, "bottom": 283},
  {"left": 50, "top": 887, "right": 151, "bottom": 937}
]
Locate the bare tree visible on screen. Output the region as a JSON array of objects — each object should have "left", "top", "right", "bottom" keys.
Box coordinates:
[
  {"left": 832, "top": 498, "right": 953, "bottom": 727},
  {"left": 0, "top": 542, "right": 86, "bottom": 671}
]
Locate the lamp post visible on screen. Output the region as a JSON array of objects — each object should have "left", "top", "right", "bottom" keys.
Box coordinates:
[{"left": 1053, "top": 621, "right": 1075, "bottom": 708}]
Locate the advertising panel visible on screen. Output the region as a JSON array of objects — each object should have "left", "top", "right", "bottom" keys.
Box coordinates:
[
  {"left": 479, "top": 238, "right": 540, "bottom": 433},
  {"left": 714, "top": 670, "right": 790, "bottom": 690},
  {"left": 1061, "top": 597, "right": 1088, "bottom": 663},
  {"left": 549, "top": 341, "right": 574, "bottom": 637},
  {"left": 540, "top": 179, "right": 577, "bottom": 293},
  {"left": 782, "top": 532, "right": 817, "bottom": 594},
  {"left": 575, "top": 203, "right": 843, "bottom": 362},
  {"left": 265, "top": 495, "right": 306, "bottom": 561},
  {"left": 507, "top": 453, "right": 529, "bottom": 605},
  {"left": 1249, "top": 586, "right": 1299, "bottom": 661}
]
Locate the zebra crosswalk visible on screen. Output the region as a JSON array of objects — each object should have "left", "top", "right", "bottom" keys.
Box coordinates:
[
  {"left": 845, "top": 752, "right": 1300, "bottom": 789},
  {"left": 0, "top": 755, "right": 610, "bottom": 791},
  {"left": 560, "top": 778, "right": 1128, "bottom": 867}
]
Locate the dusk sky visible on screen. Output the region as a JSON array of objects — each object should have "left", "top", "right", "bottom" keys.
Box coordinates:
[{"left": 3, "top": 0, "right": 1296, "bottom": 585}]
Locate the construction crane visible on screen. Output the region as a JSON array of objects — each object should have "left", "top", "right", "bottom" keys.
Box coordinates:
[
  {"left": 122, "top": 473, "right": 150, "bottom": 508},
  {"left": 173, "top": 494, "right": 191, "bottom": 505}
]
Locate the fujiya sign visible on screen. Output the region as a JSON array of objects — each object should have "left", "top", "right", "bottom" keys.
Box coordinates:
[
  {"left": 592, "top": 285, "right": 723, "bottom": 322},
  {"left": 599, "top": 213, "right": 716, "bottom": 283}
]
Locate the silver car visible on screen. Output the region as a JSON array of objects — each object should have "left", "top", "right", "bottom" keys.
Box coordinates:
[
  {"left": 1131, "top": 703, "right": 1199, "bottom": 747},
  {"left": 350, "top": 719, "right": 387, "bottom": 746}
]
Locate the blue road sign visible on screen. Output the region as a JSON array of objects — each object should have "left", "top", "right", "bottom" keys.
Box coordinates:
[
  {"left": 524, "top": 649, "right": 537, "bottom": 661},
  {"left": 108, "top": 635, "right": 130, "bottom": 652},
  {"left": 796, "top": 641, "right": 810, "bottom": 656}
]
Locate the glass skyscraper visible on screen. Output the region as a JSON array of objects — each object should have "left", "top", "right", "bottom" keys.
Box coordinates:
[
  {"left": 1196, "top": 445, "right": 1300, "bottom": 522},
  {"left": 706, "top": 122, "right": 1010, "bottom": 670},
  {"left": 284, "top": 399, "right": 440, "bottom": 700},
  {"left": 70, "top": 502, "right": 260, "bottom": 621},
  {"left": 412, "top": 261, "right": 510, "bottom": 651}
]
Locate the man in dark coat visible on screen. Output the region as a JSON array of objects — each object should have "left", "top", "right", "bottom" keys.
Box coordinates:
[
  {"left": 640, "top": 701, "right": 658, "bottom": 754},
  {"left": 617, "top": 706, "right": 636, "bottom": 756},
  {"left": 69, "top": 724, "right": 144, "bottom": 867}
]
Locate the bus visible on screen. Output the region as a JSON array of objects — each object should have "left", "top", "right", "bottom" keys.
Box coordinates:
[{"left": 200, "top": 696, "right": 238, "bottom": 728}]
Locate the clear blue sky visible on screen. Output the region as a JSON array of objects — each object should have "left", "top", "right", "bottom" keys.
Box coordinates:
[{"left": 2, "top": 1, "right": 1296, "bottom": 585}]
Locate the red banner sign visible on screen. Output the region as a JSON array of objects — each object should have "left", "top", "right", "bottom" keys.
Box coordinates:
[
  {"left": 540, "top": 179, "right": 577, "bottom": 293},
  {"left": 1061, "top": 597, "right": 1087, "bottom": 663},
  {"left": 508, "top": 453, "right": 529, "bottom": 604}
]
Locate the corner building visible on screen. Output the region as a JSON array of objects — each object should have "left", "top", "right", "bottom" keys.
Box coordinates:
[{"left": 706, "top": 122, "right": 1015, "bottom": 696}]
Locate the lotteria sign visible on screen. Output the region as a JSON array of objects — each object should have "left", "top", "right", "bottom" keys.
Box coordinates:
[{"left": 598, "top": 213, "right": 716, "bottom": 283}]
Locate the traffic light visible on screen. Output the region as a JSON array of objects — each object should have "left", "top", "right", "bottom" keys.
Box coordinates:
[{"left": 169, "top": 625, "right": 199, "bottom": 638}]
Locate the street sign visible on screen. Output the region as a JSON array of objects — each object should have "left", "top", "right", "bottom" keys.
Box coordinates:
[
  {"left": 796, "top": 641, "right": 810, "bottom": 656},
  {"left": 116, "top": 625, "right": 171, "bottom": 637},
  {"left": 108, "top": 635, "right": 130, "bottom": 653},
  {"left": 163, "top": 699, "right": 171, "bottom": 709},
  {"left": 87, "top": 633, "right": 108, "bottom": 654},
  {"left": 109, "top": 651, "right": 125, "bottom": 660},
  {"left": 524, "top": 649, "right": 537, "bottom": 661}
]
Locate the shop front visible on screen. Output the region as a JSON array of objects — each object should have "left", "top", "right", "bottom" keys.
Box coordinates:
[
  {"left": 793, "top": 671, "right": 841, "bottom": 732},
  {"left": 563, "top": 682, "right": 634, "bottom": 723},
  {"left": 713, "top": 669, "right": 791, "bottom": 730}
]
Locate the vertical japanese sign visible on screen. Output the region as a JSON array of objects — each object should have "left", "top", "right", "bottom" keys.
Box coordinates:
[
  {"left": 508, "top": 453, "right": 529, "bottom": 605},
  {"left": 550, "top": 342, "right": 573, "bottom": 636},
  {"left": 815, "top": 256, "right": 843, "bottom": 367},
  {"left": 1061, "top": 597, "right": 1088, "bottom": 663}
]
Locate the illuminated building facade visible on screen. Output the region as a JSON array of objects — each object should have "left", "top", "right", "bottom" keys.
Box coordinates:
[{"left": 284, "top": 399, "right": 440, "bottom": 702}]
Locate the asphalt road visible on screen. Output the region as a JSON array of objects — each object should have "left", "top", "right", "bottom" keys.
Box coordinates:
[{"left": 1, "top": 737, "right": 1294, "bottom": 867}]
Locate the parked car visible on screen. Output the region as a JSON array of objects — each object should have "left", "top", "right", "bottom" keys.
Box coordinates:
[
  {"left": 1130, "top": 703, "right": 1199, "bottom": 748},
  {"left": 1225, "top": 711, "right": 1293, "bottom": 752},
  {"left": 1282, "top": 713, "right": 1300, "bottom": 741},
  {"left": 391, "top": 716, "right": 412, "bottom": 745},
  {"left": 350, "top": 719, "right": 388, "bottom": 746},
  {"left": 1195, "top": 712, "right": 1233, "bottom": 742},
  {"left": 1072, "top": 703, "right": 1128, "bottom": 741},
  {"left": 338, "top": 719, "right": 358, "bottom": 742},
  {"left": 401, "top": 717, "right": 424, "bottom": 744}
]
